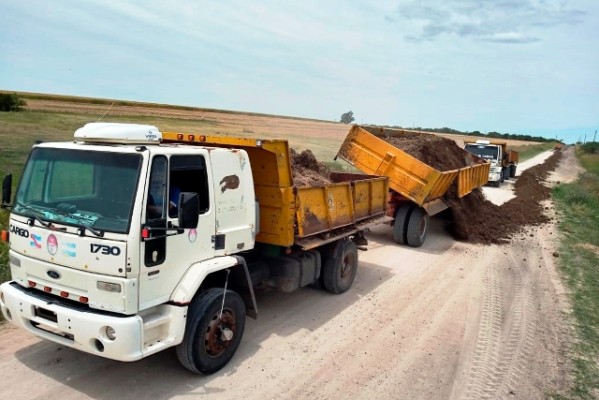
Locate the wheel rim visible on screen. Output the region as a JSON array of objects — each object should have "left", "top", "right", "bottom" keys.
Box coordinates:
[
  {"left": 204, "top": 309, "right": 237, "bottom": 358},
  {"left": 339, "top": 252, "right": 356, "bottom": 285}
]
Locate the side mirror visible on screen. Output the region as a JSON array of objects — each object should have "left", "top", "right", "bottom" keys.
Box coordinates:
[
  {"left": 1, "top": 174, "right": 12, "bottom": 209},
  {"left": 178, "top": 192, "right": 199, "bottom": 229}
]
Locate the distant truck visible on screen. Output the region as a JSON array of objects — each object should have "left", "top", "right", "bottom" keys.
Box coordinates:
[
  {"left": 0, "top": 123, "right": 389, "bottom": 374},
  {"left": 336, "top": 125, "right": 489, "bottom": 247},
  {"left": 463, "top": 140, "right": 519, "bottom": 187}
]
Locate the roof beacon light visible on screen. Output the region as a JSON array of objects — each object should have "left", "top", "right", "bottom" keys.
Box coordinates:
[{"left": 74, "top": 123, "right": 162, "bottom": 144}]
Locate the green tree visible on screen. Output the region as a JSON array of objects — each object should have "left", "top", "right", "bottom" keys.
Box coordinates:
[
  {"left": 340, "top": 111, "right": 355, "bottom": 124},
  {"left": 0, "top": 93, "right": 26, "bottom": 112}
]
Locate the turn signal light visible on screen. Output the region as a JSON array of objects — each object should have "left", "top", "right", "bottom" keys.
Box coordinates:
[
  {"left": 141, "top": 228, "right": 150, "bottom": 239},
  {"left": 79, "top": 296, "right": 89, "bottom": 304},
  {"left": 187, "top": 134, "right": 195, "bottom": 141},
  {"left": 28, "top": 280, "right": 36, "bottom": 288},
  {"left": 43, "top": 286, "right": 52, "bottom": 293},
  {"left": 1, "top": 230, "right": 8, "bottom": 242},
  {"left": 60, "top": 291, "right": 69, "bottom": 298}
]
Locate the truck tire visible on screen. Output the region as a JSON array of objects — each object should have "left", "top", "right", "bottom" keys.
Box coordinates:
[
  {"left": 322, "top": 240, "right": 358, "bottom": 294},
  {"left": 176, "top": 288, "right": 246, "bottom": 374},
  {"left": 406, "top": 207, "right": 429, "bottom": 248},
  {"left": 393, "top": 204, "right": 414, "bottom": 245}
]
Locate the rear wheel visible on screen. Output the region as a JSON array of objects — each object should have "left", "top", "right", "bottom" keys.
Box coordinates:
[
  {"left": 176, "top": 288, "right": 246, "bottom": 374},
  {"left": 406, "top": 207, "right": 429, "bottom": 247},
  {"left": 322, "top": 240, "right": 358, "bottom": 294},
  {"left": 393, "top": 204, "right": 414, "bottom": 245}
]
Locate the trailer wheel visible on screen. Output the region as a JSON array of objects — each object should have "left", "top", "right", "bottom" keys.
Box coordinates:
[
  {"left": 406, "top": 207, "right": 429, "bottom": 248},
  {"left": 393, "top": 204, "right": 414, "bottom": 245},
  {"left": 176, "top": 288, "right": 246, "bottom": 375},
  {"left": 322, "top": 240, "right": 358, "bottom": 294}
]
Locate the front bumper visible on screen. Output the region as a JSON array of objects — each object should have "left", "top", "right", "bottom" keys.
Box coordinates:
[{"left": 0, "top": 281, "right": 144, "bottom": 362}]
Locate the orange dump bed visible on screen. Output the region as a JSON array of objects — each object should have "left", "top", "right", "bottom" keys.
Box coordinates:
[{"left": 336, "top": 126, "right": 490, "bottom": 206}]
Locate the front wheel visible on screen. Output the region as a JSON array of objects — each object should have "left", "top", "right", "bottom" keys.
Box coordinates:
[
  {"left": 176, "top": 288, "right": 246, "bottom": 374},
  {"left": 322, "top": 240, "right": 358, "bottom": 294}
]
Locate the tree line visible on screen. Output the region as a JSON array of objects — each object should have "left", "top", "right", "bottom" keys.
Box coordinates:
[{"left": 340, "top": 111, "right": 558, "bottom": 143}]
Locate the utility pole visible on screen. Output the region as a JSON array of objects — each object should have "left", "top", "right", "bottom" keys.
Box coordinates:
[{"left": 594, "top": 130, "right": 597, "bottom": 142}]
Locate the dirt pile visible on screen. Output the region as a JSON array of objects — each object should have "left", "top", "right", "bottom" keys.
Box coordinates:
[
  {"left": 364, "top": 127, "right": 476, "bottom": 171},
  {"left": 447, "top": 150, "right": 563, "bottom": 244},
  {"left": 290, "top": 148, "right": 332, "bottom": 186}
]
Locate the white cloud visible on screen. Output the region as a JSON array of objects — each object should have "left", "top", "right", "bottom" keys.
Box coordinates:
[{"left": 394, "top": 0, "right": 586, "bottom": 44}]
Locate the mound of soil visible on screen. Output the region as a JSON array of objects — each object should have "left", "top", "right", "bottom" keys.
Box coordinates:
[
  {"left": 290, "top": 148, "right": 332, "bottom": 186},
  {"left": 364, "top": 127, "right": 475, "bottom": 171},
  {"left": 447, "top": 150, "right": 562, "bottom": 244}
]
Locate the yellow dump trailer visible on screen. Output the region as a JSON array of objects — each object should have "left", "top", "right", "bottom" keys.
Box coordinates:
[
  {"left": 162, "top": 132, "right": 390, "bottom": 250},
  {"left": 336, "top": 125, "right": 489, "bottom": 247}
]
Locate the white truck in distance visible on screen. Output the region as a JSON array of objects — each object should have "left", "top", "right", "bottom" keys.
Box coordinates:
[
  {"left": 463, "top": 139, "right": 519, "bottom": 187},
  {"left": 0, "top": 123, "right": 389, "bottom": 374}
]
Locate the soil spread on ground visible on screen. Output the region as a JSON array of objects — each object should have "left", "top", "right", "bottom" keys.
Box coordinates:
[
  {"left": 446, "top": 150, "right": 563, "bottom": 244},
  {"left": 290, "top": 148, "right": 332, "bottom": 186}
]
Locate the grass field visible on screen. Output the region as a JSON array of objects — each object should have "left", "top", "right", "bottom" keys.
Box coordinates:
[{"left": 552, "top": 146, "right": 599, "bottom": 399}]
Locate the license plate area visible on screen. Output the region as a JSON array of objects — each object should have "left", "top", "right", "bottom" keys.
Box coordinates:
[{"left": 34, "top": 306, "right": 58, "bottom": 323}]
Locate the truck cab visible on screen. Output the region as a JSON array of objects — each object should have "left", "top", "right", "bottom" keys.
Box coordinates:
[
  {"left": 0, "top": 123, "right": 256, "bottom": 371},
  {"left": 464, "top": 140, "right": 509, "bottom": 187}
]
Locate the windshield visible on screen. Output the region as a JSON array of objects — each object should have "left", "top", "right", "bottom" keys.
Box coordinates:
[
  {"left": 464, "top": 144, "right": 499, "bottom": 161},
  {"left": 13, "top": 147, "right": 142, "bottom": 234}
]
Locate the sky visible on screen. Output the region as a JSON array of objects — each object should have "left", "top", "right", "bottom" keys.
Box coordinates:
[{"left": 1, "top": 1, "right": 597, "bottom": 144}]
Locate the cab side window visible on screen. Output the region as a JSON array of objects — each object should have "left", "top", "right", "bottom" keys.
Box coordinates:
[{"left": 169, "top": 155, "right": 209, "bottom": 218}]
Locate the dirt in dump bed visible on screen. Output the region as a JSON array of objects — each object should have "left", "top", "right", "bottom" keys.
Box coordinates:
[
  {"left": 290, "top": 148, "right": 332, "bottom": 186},
  {"left": 446, "top": 150, "right": 563, "bottom": 244},
  {"left": 365, "top": 127, "right": 475, "bottom": 171}
]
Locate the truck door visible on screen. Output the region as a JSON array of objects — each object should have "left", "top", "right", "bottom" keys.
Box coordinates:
[{"left": 140, "top": 154, "right": 215, "bottom": 309}]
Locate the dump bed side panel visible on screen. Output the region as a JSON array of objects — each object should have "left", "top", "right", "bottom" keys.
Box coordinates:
[
  {"left": 506, "top": 151, "right": 519, "bottom": 163},
  {"left": 336, "top": 126, "right": 458, "bottom": 205},
  {"left": 457, "top": 163, "right": 491, "bottom": 197},
  {"left": 295, "top": 174, "right": 388, "bottom": 238}
]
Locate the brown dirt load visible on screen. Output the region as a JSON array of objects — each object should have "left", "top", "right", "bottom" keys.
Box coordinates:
[
  {"left": 447, "top": 149, "right": 563, "bottom": 244},
  {"left": 290, "top": 148, "right": 332, "bottom": 186},
  {"left": 362, "top": 126, "right": 478, "bottom": 171}
]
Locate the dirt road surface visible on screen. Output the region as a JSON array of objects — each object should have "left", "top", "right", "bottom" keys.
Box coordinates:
[{"left": 0, "top": 148, "right": 579, "bottom": 400}]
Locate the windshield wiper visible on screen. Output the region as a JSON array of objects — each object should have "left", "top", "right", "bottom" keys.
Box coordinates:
[
  {"left": 76, "top": 224, "right": 104, "bottom": 238},
  {"left": 16, "top": 203, "right": 54, "bottom": 228}
]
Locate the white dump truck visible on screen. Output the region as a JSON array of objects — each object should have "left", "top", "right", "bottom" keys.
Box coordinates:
[
  {"left": 0, "top": 123, "right": 389, "bottom": 374},
  {"left": 463, "top": 139, "right": 519, "bottom": 187}
]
